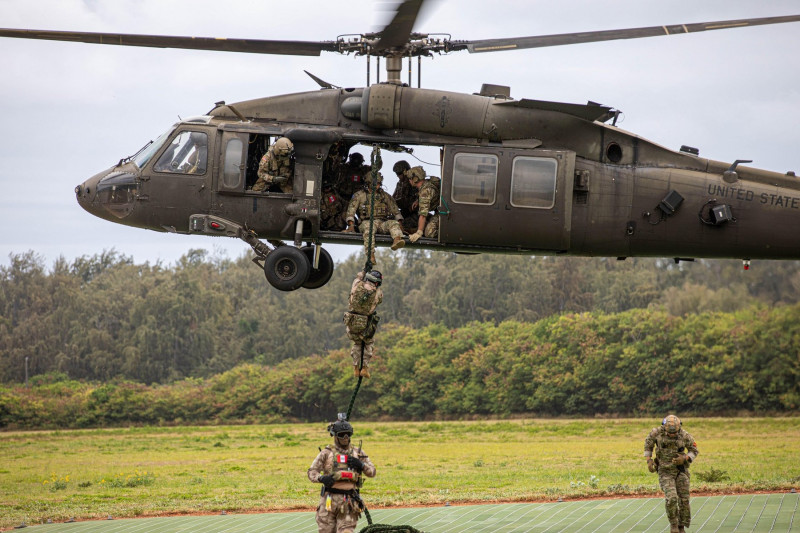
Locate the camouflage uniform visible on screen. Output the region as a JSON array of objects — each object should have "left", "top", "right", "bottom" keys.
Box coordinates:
[
  {"left": 343, "top": 272, "right": 383, "bottom": 372},
  {"left": 308, "top": 441, "right": 376, "bottom": 533},
  {"left": 416, "top": 176, "right": 441, "bottom": 238},
  {"left": 252, "top": 142, "right": 293, "bottom": 193},
  {"left": 321, "top": 186, "right": 347, "bottom": 231},
  {"left": 345, "top": 189, "right": 405, "bottom": 258},
  {"left": 644, "top": 423, "right": 699, "bottom": 532}
]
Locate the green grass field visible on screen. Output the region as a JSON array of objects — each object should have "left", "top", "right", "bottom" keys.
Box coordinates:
[{"left": 1, "top": 418, "right": 798, "bottom": 530}]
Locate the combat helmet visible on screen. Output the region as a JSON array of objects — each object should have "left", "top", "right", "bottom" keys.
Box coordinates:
[
  {"left": 364, "top": 270, "right": 383, "bottom": 286},
  {"left": 407, "top": 165, "right": 426, "bottom": 184},
  {"left": 392, "top": 160, "right": 411, "bottom": 175},
  {"left": 364, "top": 171, "right": 383, "bottom": 189},
  {"left": 273, "top": 137, "right": 293, "bottom": 156},
  {"left": 328, "top": 418, "right": 354, "bottom": 438},
  {"left": 662, "top": 414, "right": 681, "bottom": 434},
  {"left": 349, "top": 152, "right": 364, "bottom": 166}
]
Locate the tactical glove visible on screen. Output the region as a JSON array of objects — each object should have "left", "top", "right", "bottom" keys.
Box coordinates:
[
  {"left": 318, "top": 474, "right": 334, "bottom": 488},
  {"left": 346, "top": 455, "right": 364, "bottom": 472},
  {"left": 409, "top": 230, "right": 423, "bottom": 243},
  {"left": 342, "top": 224, "right": 356, "bottom": 233},
  {"left": 672, "top": 454, "right": 689, "bottom": 466},
  {"left": 647, "top": 458, "right": 656, "bottom": 473}
]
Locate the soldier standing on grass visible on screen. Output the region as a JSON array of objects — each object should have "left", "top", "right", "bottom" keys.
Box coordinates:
[
  {"left": 644, "top": 414, "right": 699, "bottom": 533},
  {"left": 308, "top": 418, "right": 376, "bottom": 533}
]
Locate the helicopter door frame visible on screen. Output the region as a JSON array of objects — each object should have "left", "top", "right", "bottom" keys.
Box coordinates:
[{"left": 439, "top": 145, "right": 575, "bottom": 251}]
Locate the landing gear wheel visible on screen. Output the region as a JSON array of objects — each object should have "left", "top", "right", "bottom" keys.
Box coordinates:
[
  {"left": 301, "top": 246, "right": 334, "bottom": 289},
  {"left": 263, "top": 246, "right": 310, "bottom": 291}
]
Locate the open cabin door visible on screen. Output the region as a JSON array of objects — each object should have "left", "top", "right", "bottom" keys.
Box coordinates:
[{"left": 439, "top": 146, "right": 575, "bottom": 251}]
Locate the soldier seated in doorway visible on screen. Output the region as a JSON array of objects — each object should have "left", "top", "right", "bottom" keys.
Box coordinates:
[
  {"left": 342, "top": 172, "right": 405, "bottom": 264},
  {"left": 406, "top": 165, "right": 441, "bottom": 242}
]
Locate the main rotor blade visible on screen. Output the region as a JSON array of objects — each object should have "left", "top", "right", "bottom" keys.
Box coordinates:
[
  {"left": 0, "top": 28, "right": 338, "bottom": 56},
  {"left": 374, "top": 0, "right": 425, "bottom": 51},
  {"left": 459, "top": 14, "right": 800, "bottom": 54}
]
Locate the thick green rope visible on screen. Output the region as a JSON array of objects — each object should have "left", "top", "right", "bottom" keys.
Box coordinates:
[
  {"left": 363, "top": 146, "right": 382, "bottom": 273},
  {"left": 348, "top": 148, "right": 426, "bottom": 533},
  {"left": 345, "top": 343, "right": 365, "bottom": 421}
]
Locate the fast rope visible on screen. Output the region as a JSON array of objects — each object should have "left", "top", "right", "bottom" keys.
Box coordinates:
[
  {"left": 342, "top": 147, "right": 426, "bottom": 533},
  {"left": 345, "top": 145, "right": 383, "bottom": 421}
]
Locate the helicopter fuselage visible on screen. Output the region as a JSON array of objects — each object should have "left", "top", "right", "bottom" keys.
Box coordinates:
[{"left": 75, "top": 84, "right": 800, "bottom": 289}]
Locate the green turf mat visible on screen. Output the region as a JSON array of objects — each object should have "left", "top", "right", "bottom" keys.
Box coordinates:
[{"left": 16, "top": 493, "right": 799, "bottom": 532}]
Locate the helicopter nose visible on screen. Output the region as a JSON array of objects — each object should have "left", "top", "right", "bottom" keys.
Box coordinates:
[{"left": 75, "top": 167, "right": 139, "bottom": 221}]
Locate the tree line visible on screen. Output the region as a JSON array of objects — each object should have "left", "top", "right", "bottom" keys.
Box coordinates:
[
  {"left": 2, "top": 248, "right": 800, "bottom": 386},
  {"left": 2, "top": 304, "right": 798, "bottom": 429}
]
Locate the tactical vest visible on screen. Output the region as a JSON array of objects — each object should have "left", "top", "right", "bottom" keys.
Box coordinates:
[
  {"left": 358, "top": 196, "right": 389, "bottom": 219},
  {"left": 329, "top": 447, "right": 361, "bottom": 488},
  {"left": 655, "top": 430, "right": 687, "bottom": 466}
]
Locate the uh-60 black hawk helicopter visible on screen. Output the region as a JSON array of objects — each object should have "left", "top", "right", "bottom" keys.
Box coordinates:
[{"left": 2, "top": 1, "right": 799, "bottom": 291}]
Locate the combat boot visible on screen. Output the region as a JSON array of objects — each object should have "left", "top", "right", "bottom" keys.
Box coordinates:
[
  {"left": 391, "top": 236, "right": 405, "bottom": 250},
  {"left": 360, "top": 367, "right": 371, "bottom": 378},
  {"left": 354, "top": 366, "right": 360, "bottom": 378},
  {"left": 678, "top": 527, "right": 686, "bottom": 533},
  {"left": 370, "top": 252, "right": 377, "bottom": 265},
  {"left": 670, "top": 525, "right": 680, "bottom": 533}
]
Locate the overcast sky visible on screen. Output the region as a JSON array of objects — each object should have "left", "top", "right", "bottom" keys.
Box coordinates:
[{"left": 1, "top": 0, "right": 798, "bottom": 269}]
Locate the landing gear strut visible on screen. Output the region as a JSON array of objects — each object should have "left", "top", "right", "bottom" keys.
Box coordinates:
[{"left": 189, "top": 214, "right": 334, "bottom": 291}]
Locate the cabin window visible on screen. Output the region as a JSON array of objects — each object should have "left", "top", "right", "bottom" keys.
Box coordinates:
[
  {"left": 510, "top": 156, "right": 557, "bottom": 209},
  {"left": 154, "top": 131, "right": 208, "bottom": 175},
  {"left": 451, "top": 153, "right": 498, "bottom": 205},
  {"left": 222, "top": 138, "right": 244, "bottom": 189}
]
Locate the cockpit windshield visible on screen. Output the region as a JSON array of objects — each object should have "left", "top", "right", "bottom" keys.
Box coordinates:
[{"left": 131, "top": 128, "right": 173, "bottom": 169}]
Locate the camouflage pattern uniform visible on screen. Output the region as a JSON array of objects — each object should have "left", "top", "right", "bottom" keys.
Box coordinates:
[
  {"left": 345, "top": 188, "right": 405, "bottom": 258},
  {"left": 321, "top": 186, "right": 347, "bottom": 231},
  {"left": 417, "top": 176, "right": 441, "bottom": 238},
  {"left": 308, "top": 440, "right": 376, "bottom": 533},
  {"left": 343, "top": 272, "right": 383, "bottom": 372},
  {"left": 252, "top": 142, "right": 293, "bottom": 193},
  {"left": 644, "top": 422, "right": 699, "bottom": 533}
]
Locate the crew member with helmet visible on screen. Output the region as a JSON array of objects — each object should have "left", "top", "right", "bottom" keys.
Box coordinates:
[
  {"left": 406, "top": 165, "right": 441, "bottom": 242},
  {"left": 308, "top": 417, "right": 376, "bottom": 533},
  {"left": 343, "top": 270, "right": 383, "bottom": 378},
  {"left": 336, "top": 152, "right": 371, "bottom": 199},
  {"left": 343, "top": 171, "right": 405, "bottom": 264},
  {"left": 644, "top": 414, "right": 699, "bottom": 533},
  {"left": 391, "top": 160, "right": 417, "bottom": 230},
  {"left": 252, "top": 136, "right": 294, "bottom": 193}
]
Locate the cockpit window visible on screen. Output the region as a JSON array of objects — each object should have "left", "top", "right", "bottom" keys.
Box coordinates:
[
  {"left": 132, "top": 129, "right": 171, "bottom": 169},
  {"left": 154, "top": 131, "right": 208, "bottom": 175}
]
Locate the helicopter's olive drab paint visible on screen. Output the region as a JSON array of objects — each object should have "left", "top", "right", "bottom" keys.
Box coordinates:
[{"left": 8, "top": 0, "right": 800, "bottom": 290}]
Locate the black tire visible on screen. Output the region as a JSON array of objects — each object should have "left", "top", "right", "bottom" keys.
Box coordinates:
[
  {"left": 300, "top": 246, "right": 334, "bottom": 289},
  {"left": 263, "top": 247, "right": 310, "bottom": 291}
]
